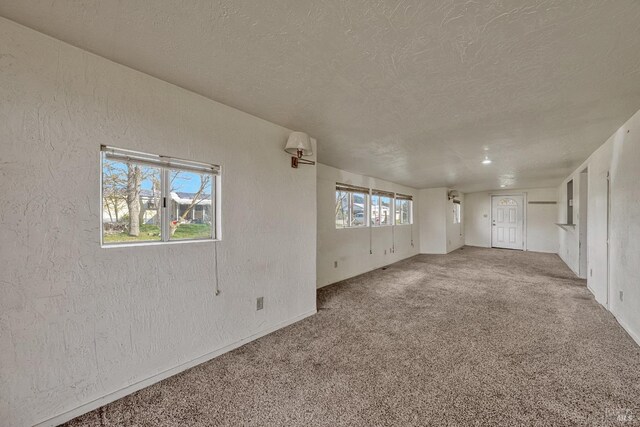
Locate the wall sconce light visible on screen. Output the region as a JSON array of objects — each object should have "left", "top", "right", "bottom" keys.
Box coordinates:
[{"left": 285, "top": 132, "right": 315, "bottom": 168}]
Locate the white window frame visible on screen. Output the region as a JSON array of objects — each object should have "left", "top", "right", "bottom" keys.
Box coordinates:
[
  {"left": 100, "top": 146, "right": 222, "bottom": 247},
  {"left": 371, "top": 190, "right": 395, "bottom": 227},
  {"left": 395, "top": 195, "right": 413, "bottom": 225},
  {"left": 335, "top": 183, "right": 369, "bottom": 229},
  {"left": 453, "top": 201, "right": 461, "bottom": 224}
]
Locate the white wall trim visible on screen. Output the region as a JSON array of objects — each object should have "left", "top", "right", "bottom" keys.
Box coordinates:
[
  {"left": 588, "top": 287, "right": 640, "bottom": 348},
  {"left": 317, "top": 253, "right": 418, "bottom": 289},
  {"left": 33, "top": 310, "right": 317, "bottom": 427},
  {"left": 614, "top": 313, "right": 640, "bottom": 349}
]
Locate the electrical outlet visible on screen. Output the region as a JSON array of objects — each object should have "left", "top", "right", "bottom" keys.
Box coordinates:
[
  {"left": 619, "top": 291, "right": 624, "bottom": 302},
  {"left": 334, "top": 261, "right": 338, "bottom": 268},
  {"left": 257, "top": 297, "right": 264, "bottom": 310}
]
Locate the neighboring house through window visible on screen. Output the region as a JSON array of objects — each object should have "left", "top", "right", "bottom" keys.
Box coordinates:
[
  {"left": 335, "top": 183, "right": 369, "bottom": 228},
  {"left": 395, "top": 194, "right": 413, "bottom": 225},
  {"left": 101, "top": 146, "right": 220, "bottom": 245},
  {"left": 371, "top": 190, "right": 394, "bottom": 226}
]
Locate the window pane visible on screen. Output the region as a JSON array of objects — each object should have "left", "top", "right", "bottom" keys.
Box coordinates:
[
  {"left": 371, "top": 195, "right": 380, "bottom": 226},
  {"left": 169, "top": 169, "right": 214, "bottom": 240},
  {"left": 350, "top": 192, "right": 366, "bottom": 226},
  {"left": 380, "top": 196, "right": 391, "bottom": 225},
  {"left": 336, "top": 190, "right": 349, "bottom": 228},
  {"left": 404, "top": 201, "right": 411, "bottom": 224},
  {"left": 102, "top": 158, "right": 162, "bottom": 243},
  {"left": 395, "top": 199, "right": 410, "bottom": 225}
]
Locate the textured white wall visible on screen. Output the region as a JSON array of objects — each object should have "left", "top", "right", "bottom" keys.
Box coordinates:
[
  {"left": 526, "top": 190, "right": 560, "bottom": 254},
  {"left": 464, "top": 188, "right": 558, "bottom": 253},
  {"left": 585, "top": 142, "right": 613, "bottom": 304},
  {"left": 417, "top": 188, "right": 448, "bottom": 254},
  {"left": 557, "top": 108, "right": 640, "bottom": 345},
  {"left": 316, "top": 164, "right": 419, "bottom": 288},
  {"left": 0, "top": 19, "right": 316, "bottom": 427}
]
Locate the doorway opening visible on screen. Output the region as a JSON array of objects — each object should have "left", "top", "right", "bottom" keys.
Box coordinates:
[{"left": 491, "top": 194, "right": 524, "bottom": 250}]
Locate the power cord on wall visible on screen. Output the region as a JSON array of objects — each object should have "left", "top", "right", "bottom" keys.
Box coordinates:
[
  {"left": 392, "top": 223, "right": 395, "bottom": 253},
  {"left": 214, "top": 241, "right": 221, "bottom": 296},
  {"left": 411, "top": 222, "right": 414, "bottom": 247},
  {"left": 369, "top": 224, "right": 373, "bottom": 254},
  {"left": 369, "top": 189, "right": 373, "bottom": 254}
]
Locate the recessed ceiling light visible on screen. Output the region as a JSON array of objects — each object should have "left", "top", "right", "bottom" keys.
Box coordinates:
[
  {"left": 500, "top": 184, "right": 506, "bottom": 188},
  {"left": 482, "top": 156, "right": 492, "bottom": 165}
]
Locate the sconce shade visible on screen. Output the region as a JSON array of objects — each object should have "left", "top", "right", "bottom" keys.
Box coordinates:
[{"left": 285, "top": 132, "right": 313, "bottom": 156}]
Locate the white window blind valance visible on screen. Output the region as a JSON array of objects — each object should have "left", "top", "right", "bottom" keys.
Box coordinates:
[{"left": 101, "top": 145, "right": 220, "bottom": 175}]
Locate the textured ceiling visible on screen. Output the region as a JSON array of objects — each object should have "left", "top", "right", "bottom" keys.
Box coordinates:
[{"left": 2, "top": 1, "right": 640, "bottom": 192}]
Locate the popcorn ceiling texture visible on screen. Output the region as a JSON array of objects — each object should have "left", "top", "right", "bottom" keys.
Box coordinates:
[
  {"left": 1, "top": 1, "right": 640, "bottom": 191},
  {"left": 0, "top": 18, "right": 316, "bottom": 426},
  {"left": 64, "top": 247, "right": 640, "bottom": 426}
]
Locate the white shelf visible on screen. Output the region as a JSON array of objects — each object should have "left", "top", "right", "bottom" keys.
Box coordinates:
[{"left": 555, "top": 223, "right": 576, "bottom": 229}]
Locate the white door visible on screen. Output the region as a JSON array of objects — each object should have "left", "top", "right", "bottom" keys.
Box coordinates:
[{"left": 491, "top": 195, "right": 524, "bottom": 250}]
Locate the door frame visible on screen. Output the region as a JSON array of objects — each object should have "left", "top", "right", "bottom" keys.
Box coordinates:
[
  {"left": 606, "top": 170, "right": 611, "bottom": 309},
  {"left": 489, "top": 192, "right": 527, "bottom": 250},
  {"left": 578, "top": 168, "right": 589, "bottom": 278}
]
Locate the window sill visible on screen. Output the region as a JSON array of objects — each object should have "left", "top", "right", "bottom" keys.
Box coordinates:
[
  {"left": 335, "top": 224, "right": 413, "bottom": 229},
  {"left": 101, "top": 238, "right": 220, "bottom": 249}
]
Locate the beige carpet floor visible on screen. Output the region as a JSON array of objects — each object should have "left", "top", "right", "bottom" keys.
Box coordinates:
[{"left": 65, "top": 247, "right": 640, "bottom": 426}]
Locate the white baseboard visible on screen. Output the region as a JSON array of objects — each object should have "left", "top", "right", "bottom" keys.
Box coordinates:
[
  {"left": 317, "top": 252, "right": 420, "bottom": 289},
  {"left": 585, "top": 285, "right": 640, "bottom": 349},
  {"left": 34, "top": 310, "right": 317, "bottom": 427},
  {"left": 614, "top": 314, "right": 640, "bottom": 348}
]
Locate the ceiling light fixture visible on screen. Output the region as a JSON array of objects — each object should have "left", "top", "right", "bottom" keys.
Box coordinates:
[
  {"left": 500, "top": 184, "right": 506, "bottom": 188},
  {"left": 482, "top": 156, "right": 492, "bottom": 165}
]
